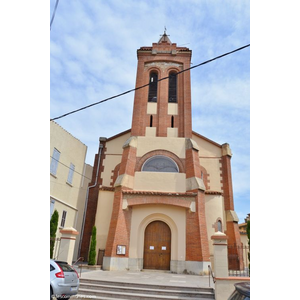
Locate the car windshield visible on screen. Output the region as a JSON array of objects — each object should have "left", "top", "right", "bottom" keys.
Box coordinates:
[{"left": 56, "top": 261, "right": 75, "bottom": 272}]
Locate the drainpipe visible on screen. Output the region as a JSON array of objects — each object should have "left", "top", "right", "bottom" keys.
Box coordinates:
[{"left": 77, "top": 137, "right": 106, "bottom": 258}]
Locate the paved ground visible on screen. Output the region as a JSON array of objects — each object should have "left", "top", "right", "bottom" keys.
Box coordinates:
[{"left": 75, "top": 269, "right": 214, "bottom": 288}]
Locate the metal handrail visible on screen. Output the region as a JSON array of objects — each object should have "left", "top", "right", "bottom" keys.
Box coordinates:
[
  {"left": 73, "top": 257, "right": 84, "bottom": 278},
  {"left": 208, "top": 265, "right": 215, "bottom": 287},
  {"left": 73, "top": 257, "right": 84, "bottom": 266}
]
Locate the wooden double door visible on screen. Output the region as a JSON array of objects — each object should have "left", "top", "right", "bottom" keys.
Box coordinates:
[{"left": 143, "top": 221, "right": 171, "bottom": 270}]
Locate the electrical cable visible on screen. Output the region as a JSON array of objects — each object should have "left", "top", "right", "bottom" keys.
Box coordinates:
[
  {"left": 50, "top": 155, "right": 92, "bottom": 181},
  {"left": 50, "top": 44, "right": 250, "bottom": 121},
  {"left": 50, "top": 0, "right": 60, "bottom": 30}
]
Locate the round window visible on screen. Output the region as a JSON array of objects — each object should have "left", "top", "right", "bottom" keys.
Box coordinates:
[{"left": 142, "top": 155, "right": 179, "bottom": 173}]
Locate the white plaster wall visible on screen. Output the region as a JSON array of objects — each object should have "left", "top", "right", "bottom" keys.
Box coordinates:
[
  {"left": 136, "top": 136, "right": 186, "bottom": 158},
  {"left": 134, "top": 172, "right": 186, "bottom": 193},
  {"left": 94, "top": 191, "right": 114, "bottom": 249}
]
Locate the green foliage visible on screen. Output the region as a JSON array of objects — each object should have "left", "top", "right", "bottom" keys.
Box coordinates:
[
  {"left": 50, "top": 210, "right": 59, "bottom": 259},
  {"left": 88, "top": 226, "right": 97, "bottom": 265}
]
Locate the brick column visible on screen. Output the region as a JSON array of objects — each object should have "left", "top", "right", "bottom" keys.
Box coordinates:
[
  {"left": 185, "top": 138, "right": 210, "bottom": 264},
  {"left": 103, "top": 137, "right": 136, "bottom": 270},
  {"left": 104, "top": 187, "right": 132, "bottom": 258},
  {"left": 221, "top": 143, "right": 244, "bottom": 270}
]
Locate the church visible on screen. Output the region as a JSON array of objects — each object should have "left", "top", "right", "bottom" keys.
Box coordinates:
[{"left": 79, "top": 32, "right": 243, "bottom": 274}]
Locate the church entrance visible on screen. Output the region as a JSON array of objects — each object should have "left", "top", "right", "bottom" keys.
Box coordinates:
[{"left": 143, "top": 221, "right": 171, "bottom": 270}]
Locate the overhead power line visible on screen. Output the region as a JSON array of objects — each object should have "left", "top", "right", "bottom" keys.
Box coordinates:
[
  {"left": 50, "top": 155, "right": 92, "bottom": 181},
  {"left": 50, "top": 0, "right": 60, "bottom": 30},
  {"left": 50, "top": 44, "right": 250, "bottom": 121}
]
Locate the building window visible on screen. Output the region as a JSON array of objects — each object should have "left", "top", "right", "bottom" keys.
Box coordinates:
[
  {"left": 217, "top": 220, "right": 222, "bottom": 232},
  {"left": 50, "top": 199, "right": 55, "bottom": 219},
  {"left": 67, "top": 163, "right": 75, "bottom": 185},
  {"left": 50, "top": 148, "right": 60, "bottom": 176},
  {"left": 148, "top": 71, "right": 158, "bottom": 102},
  {"left": 142, "top": 155, "right": 179, "bottom": 173},
  {"left": 168, "top": 71, "right": 177, "bottom": 103},
  {"left": 60, "top": 210, "right": 67, "bottom": 228},
  {"left": 171, "top": 116, "right": 174, "bottom": 128}
]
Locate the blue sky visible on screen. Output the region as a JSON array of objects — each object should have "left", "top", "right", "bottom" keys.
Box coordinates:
[{"left": 50, "top": 0, "right": 250, "bottom": 223}]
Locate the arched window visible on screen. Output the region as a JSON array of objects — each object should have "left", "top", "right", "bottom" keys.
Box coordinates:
[
  {"left": 142, "top": 155, "right": 179, "bottom": 173},
  {"left": 168, "top": 71, "right": 177, "bottom": 103},
  {"left": 148, "top": 71, "right": 158, "bottom": 102},
  {"left": 217, "top": 220, "right": 222, "bottom": 232}
]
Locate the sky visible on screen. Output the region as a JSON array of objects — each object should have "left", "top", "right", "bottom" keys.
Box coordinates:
[{"left": 50, "top": 0, "right": 250, "bottom": 223}]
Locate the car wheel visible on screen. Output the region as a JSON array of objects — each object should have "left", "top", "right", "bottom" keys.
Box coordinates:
[{"left": 50, "top": 286, "right": 53, "bottom": 300}]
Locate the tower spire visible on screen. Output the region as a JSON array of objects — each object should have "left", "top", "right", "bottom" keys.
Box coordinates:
[{"left": 158, "top": 27, "right": 171, "bottom": 44}]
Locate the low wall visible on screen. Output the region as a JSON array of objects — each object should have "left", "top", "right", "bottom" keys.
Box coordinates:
[{"left": 215, "top": 277, "right": 250, "bottom": 300}]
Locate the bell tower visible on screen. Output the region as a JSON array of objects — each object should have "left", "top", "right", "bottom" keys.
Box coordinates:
[{"left": 131, "top": 31, "right": 192, "bottom": 138}]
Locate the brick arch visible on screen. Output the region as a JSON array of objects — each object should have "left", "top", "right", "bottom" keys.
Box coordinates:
[
  {"left": 213, "top": 217, "right": 223, "bottom": 232},
  {"left": 147, "top": 67, "right": 162, "bottom": 78},
  {"left": 136, "top": 150, "right": 185, "bottom": 173},
  {"left": 110, "top": 163, "right": 121, "bottom": 186},
  {"left": 199, "top": 165, "right": 209, "bottom": 190},
  {"left": 167, "top": 67, "right": 181, "bottom": 74}
]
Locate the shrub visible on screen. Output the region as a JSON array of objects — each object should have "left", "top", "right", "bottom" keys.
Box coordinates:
[
  {"left": 50, "top": 210, "right": 59, "bottom": 258},
  {"left": 88, "top": 226, "right": 97, "bottom": 265}
]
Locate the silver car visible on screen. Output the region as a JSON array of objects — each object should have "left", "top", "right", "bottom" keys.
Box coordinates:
[{"left": 50, "top": 259, "right": 79, "bottom": 300}]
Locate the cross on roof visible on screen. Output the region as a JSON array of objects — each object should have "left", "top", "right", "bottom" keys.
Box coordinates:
[{"left": 158, "top": 27, "right": 171, "bottom": 43}]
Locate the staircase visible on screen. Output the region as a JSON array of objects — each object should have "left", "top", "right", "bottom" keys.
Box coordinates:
[{"left": 74, "top": 278, "right": 215, "bottom": 300}]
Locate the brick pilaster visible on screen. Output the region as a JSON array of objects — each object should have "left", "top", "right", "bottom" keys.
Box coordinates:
[
  {"left": 186, "top": 190, "right": 210, "bottom": 261},
  {"left": 185, "top": 138, "right": 210, "bottom": 262},
  {"left": 221, "top": 143, "right": 243, "bottom": 270},
  {"left": 104, "top": 187, "right": 132, "bottom": 257}
]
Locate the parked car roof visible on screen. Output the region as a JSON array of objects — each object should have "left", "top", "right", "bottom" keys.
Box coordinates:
[{"left": 235, "top": 282, "right": 250, "bottom": 297}]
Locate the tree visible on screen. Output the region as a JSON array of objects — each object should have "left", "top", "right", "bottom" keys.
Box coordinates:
[
  {"left": 50, "top": 210, "right": 59, "bottom": 259},
  {"left": 88, "top": 226, "right": 97, "bottom": 265}
]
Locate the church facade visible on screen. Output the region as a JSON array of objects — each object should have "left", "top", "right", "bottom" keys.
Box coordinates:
[{"left": 80, "top": 33, "right": 243, "bottom": 274}]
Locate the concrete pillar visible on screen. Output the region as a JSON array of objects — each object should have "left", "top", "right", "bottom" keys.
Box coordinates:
[
  {"left": 58, "top": 227, "right": 79, "bottom": 265},
  {"left": 211, "top": 231, "right": 229, "bottom": 278}
]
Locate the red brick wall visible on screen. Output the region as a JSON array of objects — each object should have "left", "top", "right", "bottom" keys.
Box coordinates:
[
  {"left": 221, "top": 155, "right": 234, "bottom": 211},
  {"left": 131, "top": 43, "right": 192, "bottom": 138},
  {"left": 119, "top": 145, "right": 137, "bottom": 178},
  {"left": 104, "top": 187, "right": 132, "bottom": 257},
  {"left": 80, "top": 140, "right": 107, "bottom": 261},
  {"left": 221, "top": 154, "right": 244, "bottom": 269},
  {"left": 186, "top": 190, "right": 210, "bottom": 261}
]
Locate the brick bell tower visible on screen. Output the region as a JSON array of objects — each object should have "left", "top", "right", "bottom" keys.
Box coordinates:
[
  {"left": 102, "top": 31, "right": 212, "bottom": 273},
  {"left": 131, "top": 30, "right": 192, "bottom": 138}
]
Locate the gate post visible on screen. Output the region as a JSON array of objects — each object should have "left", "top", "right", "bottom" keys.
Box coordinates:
[
  {"left": 57, "top": 227, "right": 79, "bottom": 265},
  {"left": 211, "top": 231, "right": 229, "bottom": 278}
]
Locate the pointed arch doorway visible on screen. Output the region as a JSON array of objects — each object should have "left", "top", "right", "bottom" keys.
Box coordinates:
[{"left": 143, "top": 221, "right": 171, "bottom": 270}]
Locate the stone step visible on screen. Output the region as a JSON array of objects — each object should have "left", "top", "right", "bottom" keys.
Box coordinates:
[
  {"left": 74, "top": 278, "right": 215, "bottom": 300},
  {"left": 76, "top": 289, "right": 213, "bottom": 300},
  {"left": 79, "top": 278, "right": 212, "bottom": 293}
]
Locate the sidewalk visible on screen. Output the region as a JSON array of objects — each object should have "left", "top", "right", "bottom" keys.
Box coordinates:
[{"left": 75, "top": 268, "right": 215, "bottom": 288}]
